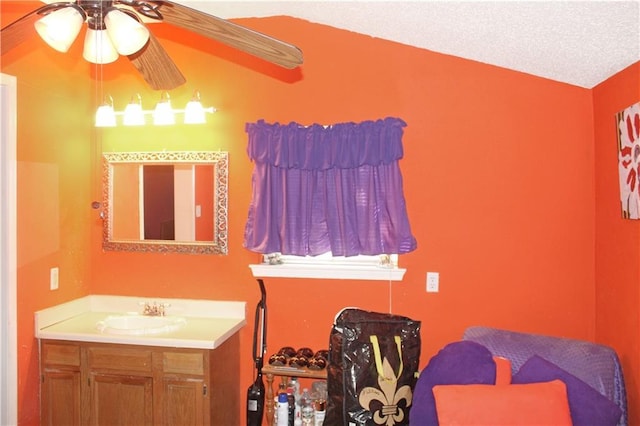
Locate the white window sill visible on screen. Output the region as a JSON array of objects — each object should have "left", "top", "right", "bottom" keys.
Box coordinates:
[{"left": 249, "top": 263, "right": 406, "bottom": 281}]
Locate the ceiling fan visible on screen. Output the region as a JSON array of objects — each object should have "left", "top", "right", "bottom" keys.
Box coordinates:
[{"left": 0, "top": 0, "right": 304, "bottom": 90}]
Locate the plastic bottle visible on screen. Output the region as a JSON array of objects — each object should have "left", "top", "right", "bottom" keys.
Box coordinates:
[
  {"left": 300, "top": 388, "right": 314, "bottom": 425},
  {"left": 290, "top": 377, "right": 301, "bottom": 397},
  {"left": 287, "top": 388, "right": 295, "bottom": 426},
  {"left": 313, "top": 398, "right": 326, "bottom": 426},
  {"left": 276, "top": 393, "right": 289, "bottom": 426},
  {"left": 290, "top": 377, "right": 302, "bottom": 423}
]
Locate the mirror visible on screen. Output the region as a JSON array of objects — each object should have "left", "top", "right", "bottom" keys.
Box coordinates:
[{"left": 102, "top": 151, "right": 228, "bottom": 254}]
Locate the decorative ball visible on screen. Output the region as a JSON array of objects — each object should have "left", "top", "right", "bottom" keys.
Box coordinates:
[
  {"left": 314, "top": 349, "right": 329, "bottom": 360},
  {"left": 297, "top": 347, "right": 314, "bottom": 358},
  {"left": 289, "top": 355, "right": 309, "bottom": 368},
  {"left": 268, "top": 353, "right": 287, "bottom": 366},
  {"left": 278, "top": 346, "right": 297, "bottom": 358},
  {"left": 308, "top": 357, "right": 327, "bottom": 370}
]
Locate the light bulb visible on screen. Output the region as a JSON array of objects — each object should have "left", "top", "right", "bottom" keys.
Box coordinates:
[
  {"left": 153, "top": 93, "right": 175, "bottom": 125},
  {"left": 184, "top": 100, "right": 206, "bottom": 124},
  {"left": 123, "top": 95, "right": 145, "bottom": 126},
  {"left": 95, "top": 105, "right": 116, "bottom": 127}
]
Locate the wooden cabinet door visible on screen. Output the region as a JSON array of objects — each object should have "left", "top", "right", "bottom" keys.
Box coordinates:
[
  {"left": 41, "top": 369, "right": 81, "bottom": 426},
  {"left": 40, "top": 341, "right": 82, "bottom": 426},
  {"left": 161, "top": 377, "right": 206, "bottom": 426},
  {"left": 158, "top": 350, "right": 208, "bottom": 425},
  {"left": 89, "top": 373, "right": 153, "bottom": 426},
  {"left": 40, "top": 340, "right": 242, "bottom": 425}
]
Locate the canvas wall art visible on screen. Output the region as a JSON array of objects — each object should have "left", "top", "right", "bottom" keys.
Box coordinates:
[{"left": 616, "top": 102, "right": 640, "bottom": 219}]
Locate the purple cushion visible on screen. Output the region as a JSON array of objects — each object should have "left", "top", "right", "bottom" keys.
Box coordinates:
[
  {"left": 409, "top": 341, "right": 496, "bottom": 426},
  {"left": 512, "top": 355, "right": 622, "bottom": 426}
]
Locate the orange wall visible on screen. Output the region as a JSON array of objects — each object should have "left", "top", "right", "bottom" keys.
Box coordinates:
[
  {"left": 2, "top": 1, "right": 636, "bottom": 424},
  {"left": 2, "top": 3, "right": 95, "bottom": 424},
  {"left": 593, "top": 62, "right": 640, "bottom": 426},
  {"left": 94, "top": 17, "right": 598, "bottom": 424}
]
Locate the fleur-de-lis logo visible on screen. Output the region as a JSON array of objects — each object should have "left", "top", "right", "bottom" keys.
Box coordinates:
[{"left": 358, "top": 336, "right": 412, "bottom": 425}]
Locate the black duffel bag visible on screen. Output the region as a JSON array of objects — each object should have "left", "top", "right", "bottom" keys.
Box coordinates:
[{"left": 325, "top": 308, "right": 421, "bottom": 425}]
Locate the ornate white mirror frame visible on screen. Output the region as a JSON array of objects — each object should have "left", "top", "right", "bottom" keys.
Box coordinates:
[{"left": 102, "top": 151, "right": 228, "bottom": 255}]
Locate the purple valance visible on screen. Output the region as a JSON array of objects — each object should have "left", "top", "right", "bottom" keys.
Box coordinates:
[
  {"left": 246, "top": 117, "right": 406, "bottom": 170},
  {"left": 243, "top": 117, "right": 417, "bottom": 257}
]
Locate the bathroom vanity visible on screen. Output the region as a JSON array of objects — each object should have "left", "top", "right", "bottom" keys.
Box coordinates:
[{"left": 36, "top": 296, "right": 246, "bottom": 426}]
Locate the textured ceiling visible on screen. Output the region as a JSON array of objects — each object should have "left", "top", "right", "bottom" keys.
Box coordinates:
[{"left": 186, "top": 0, "right": 640, "bottom": 88}]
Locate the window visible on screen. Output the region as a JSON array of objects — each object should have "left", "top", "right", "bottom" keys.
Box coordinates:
[
  {"left": 248, "top": 253, "right": 406, "bottom": 280},
  {"left": 244, "top": 117, "right": 416, "bottom": 280}
]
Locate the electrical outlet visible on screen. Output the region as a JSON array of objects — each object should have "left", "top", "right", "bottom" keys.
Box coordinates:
[
  {"left": 426, "top": 272, "right": 439, "bottom": 293},
  {"left": 50, "top": 267, "right": 59, "bottom": 291}
]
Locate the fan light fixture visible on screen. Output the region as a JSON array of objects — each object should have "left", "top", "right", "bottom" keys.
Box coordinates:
[
  {"left": 34, "top": 6, "right": 85, "bottom": 53},
  {"left": 83, "top": 27, "right": 119, "bottom": 64},
  {"left": 34, "top": 5, "right": 150, "bottom": 64},
  {"left": 96, "top": 91, "right": 216, "bottom": 127},
  {"left": 104, "top": 9, "right": 150, "bottom": 56},
  {"left": 5, "top": 0, "right": 303, "bottom": 91}
]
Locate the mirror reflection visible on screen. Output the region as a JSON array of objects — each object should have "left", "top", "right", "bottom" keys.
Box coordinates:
[{"left": 102, "top": 151, "right": 228, "bottom": 254}]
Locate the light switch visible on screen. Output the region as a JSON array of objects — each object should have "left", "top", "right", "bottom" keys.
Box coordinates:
[{"left": 50, "top": 267, "right": 59, "bottom": 291}]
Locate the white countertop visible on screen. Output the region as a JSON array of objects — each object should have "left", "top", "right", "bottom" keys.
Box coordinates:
[{"left": 35, "top": 295, "right": 246, "bottom": 350}]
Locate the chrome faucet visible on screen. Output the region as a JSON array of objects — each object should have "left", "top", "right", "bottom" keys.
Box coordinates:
[{"left": 142, "top": 301, "right": 169, "bottom": 316}]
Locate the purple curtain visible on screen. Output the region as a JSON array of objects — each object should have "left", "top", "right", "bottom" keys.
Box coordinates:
[{"left": 243, "top": 117, "right": 417, "bottom": 257}]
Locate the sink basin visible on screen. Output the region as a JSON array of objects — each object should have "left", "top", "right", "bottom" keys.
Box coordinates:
[{"left": 96, "top": 315, "right": 187, "bottom": 335}]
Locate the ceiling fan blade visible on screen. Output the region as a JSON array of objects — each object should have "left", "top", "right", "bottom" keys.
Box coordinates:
[
  {"left": 155, "top": 1, "right": 303, "bottom": 69},
  {"left": 1, "top": 6, "right": 46, "bottom": 56},
  {"left": 127, "top": 31, "right": 186, "bottom": 90}
]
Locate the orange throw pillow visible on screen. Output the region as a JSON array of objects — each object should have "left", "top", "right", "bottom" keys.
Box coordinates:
[
  {"left": 493, "top": 356, "right": 511, "bottom": 385},
  {"left": 433, "top": 379, "right": 572, "bottom": 426}
]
